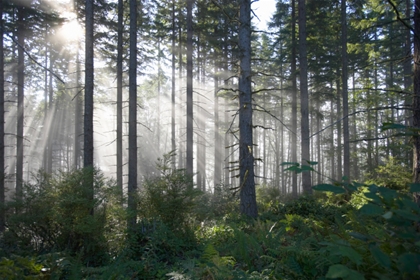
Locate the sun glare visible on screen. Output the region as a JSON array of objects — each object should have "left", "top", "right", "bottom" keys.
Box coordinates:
[{"left": 57, "top": 12, "right": 83, "bottom": 43}]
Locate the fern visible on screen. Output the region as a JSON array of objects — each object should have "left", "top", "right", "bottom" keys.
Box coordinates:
[{"left": 201, "top": 243, "right": 219, "bottom": 263}]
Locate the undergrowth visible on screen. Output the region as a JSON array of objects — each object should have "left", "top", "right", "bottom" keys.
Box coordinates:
[{"left": 0, "top": 160, "right": 419, "bottom": 279}]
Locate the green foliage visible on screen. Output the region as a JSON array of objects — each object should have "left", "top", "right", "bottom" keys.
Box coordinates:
[
  {"left": 2, "top": 159, "right": 419, "bottom": 279},
  {"left": 365, "top": 156, "right": 411, "bottom": 191},
  {"left": 0, "top": 255, "right": 43, "bottom": 279},
  {"left": 1, "top": 168, "right": 123, "bottom": 266},
  {"left": 314, "top": 181, "right": 420, "bottom": 279},
  {"left": 256, "top": 184, "right": 281, "bottom": 209},
  {"left": 140, "top": 152, "right": 202, "bottom": 236}
]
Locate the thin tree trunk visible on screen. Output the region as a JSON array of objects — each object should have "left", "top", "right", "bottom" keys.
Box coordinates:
[
  {"left": 316, "top": 100, "right": 321, "bottom": 185},
  {"left": 47, "top": 52, "right": 54, "bottom": 173},
  {"left": 298, "top": 0, "right": 311, "bottom": 193},
  {"left": 84, "top": 0, "right": 95, "bottom": 218},
  {"left": 405, "top": 0, "right": 413, "bottom": 168},
  {"left": 341, "top": 0, "right": 350, "bottom": 181},
  {"left": 412, "top": 0, "right": 420, "bottom": 204},
  {"left": 128, "top": 0, "right": 138, "bottom": 231},
  {"left": 178, "top": 25, "right": 184, "bottom": 169},
  {"left": 336, "top": 77, "right": 342, "bottom": 180},
  {"left": 352, "top": 71, "right": 359, "bottom": 179},
  {"left": 16, "top": 6, "right": 25, "bottom": 203},
  {"left": 186, "top": 0, "right": 193, "bottom": 175},
  {"left": 214, "top": 65, "right": 221, "bottom": 187},
  {"left": 84, "top": 0, "right": 94, "bottom": 169},
  {"left": 157, "top": 39, "right": 161, "bottom": 156},
  {"left": 330, "top": 99, "right": 336, "bottom": 180},
  {"left": 43, "top": 29, "right": 48, "bottom": 171},
  {"left": 0, "top": 0, "right": 5, "bottom": 232},
  {"left": 116, "top": 0, "right": 123, "bottom": 190},
  {"left": 238, "top": 0, "right": 257, "bottom": 218},
  {"left": 291, "top": 0, "right": 298, "bottom": 197},
  {"left": 171, "top": 0, "right": 176, "bottom": 169},
  {"left": 73, "top": 0, "right": 82, "bottom": 169}
]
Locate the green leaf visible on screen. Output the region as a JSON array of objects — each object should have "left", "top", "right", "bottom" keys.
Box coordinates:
[
  {"left": 382, "top": 211, "right": 393, "bottom": 219},
  {"left": 381, "top": 122, "right": 406, "bottom": 131},
  {"left": 300, "top": 165, "right": 315, "bottom": 172},
  {"left": 394, "top": 209, "right": 420, "bottom": 221},
  {"left": 338, "top": 246, "right": 363, "bottom": 265},
  {"left": 349, "top": 231, "right": 369, "bottom": 242},
  {"left": 352, "top": 182, "right": 365, "bottom": 189},
  {"left": 312, "top": 184, "right": 346, "bottom": 194},
  {"left": 359, "top": 203, "right": 383, "bottom": 216},
  {"left": 398, "top": 253, "right": 420, "bottom": 274},
  {"left": 369, "top": 244, "right": 391, "bottom": 269},
  {"left": 377, "top": 187, "right": 397, "bottom": 203},
  {"left": 409, "top": 183, "right": 420, "bottom": 193},
  {"left": 346, "top": 270, "right": 365, "bottom": 280},
  {"left": 326, "top": 264, "right": 350, "bottom": 278},
  {"left": 284, "top": 166, "right": 301, "bottom": 172},
  {"left": 306, "top": 160, "right": 318, "bottom": 165},
  {"left": 363, "top": 192, "right": 381, "bottom": 204}
]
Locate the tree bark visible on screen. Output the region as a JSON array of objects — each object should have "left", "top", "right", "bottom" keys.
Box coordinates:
[
  {"left": 413, "top": 0, "right": 420, "bottom": 205},
  {"left": 116, "top": 0, "right": 123, "bottom": 191},
  {"left": 291, "top": 0, "right": 298, "bottom": 197},
  {"left": 128, "top": 0, "right": 138, "bottom": 231},
  {"left": 84, "top": 0, "right": 94, "bottom": 169},
  {"left": 341, "top": 0, "right": 350, "bottom": 181},
  {"left": 239, "top": 0, "right": 257, "bottom": 218},
  {"left": 171, "top": 0, "right": 176, "bottom": 169},
  {"left": 186, "top": 0, "right": 193, "bottom": 176},
  {"left": 405, "top": 0, "right": 413, "bottom": 168},
  {"left": 0, "top": 0, "right": 4, "bottom": 232},
  {"left": 16, "top": 5, "right": 25, "bottom": 203},
  {"left": 298, "top": 0, "right": 311, "bottom": 193},
  {"left": 214, "top": 65, "right": 221, "bottom": 188}
]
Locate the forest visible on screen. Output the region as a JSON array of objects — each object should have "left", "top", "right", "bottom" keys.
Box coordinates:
[{"left": 0, "top": 0, "right": 420, "bottom": 279}]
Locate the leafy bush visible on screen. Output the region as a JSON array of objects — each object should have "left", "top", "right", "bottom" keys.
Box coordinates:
[
  {"left": 1, "top": 168, "right": 123, "bottom": 266},
  {"left": 313, "top": 181, "right": 420, "bottom": 279},
  {"left": 365, "top": 156, "right": 411, "bottom": 191},
  {"left": 140, "top": 152, "right": 202, "bottom": 237}
]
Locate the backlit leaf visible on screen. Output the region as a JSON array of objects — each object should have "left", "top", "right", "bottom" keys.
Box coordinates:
[
  {"left": 326, "top": 264, "right": 350, "bottom": 278},
  {"left": 312, "top": 184, "right": 346, "bottom": 194}
]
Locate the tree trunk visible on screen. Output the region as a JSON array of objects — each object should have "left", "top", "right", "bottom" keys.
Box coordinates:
[
  {"left": 186, "top": 0, "right": 193, "bottom": 176},
  {"left": 0, "top": 0, "right": 4, "bottom": 232},
  {"left": 405, "top": 0, "right": 413, "bottom": 168},
  {"left": 84, "top": 0, "right": 94, "bottom": 217},
  {"left": 116, "top": 0, "right": 123, "bottom": 190},
  {"left": 214, "top": 65, "right": 221, "bottom": 188},
  {"left": 84, "top": 0, "right": 94, "bottom": 169},
  {"left": 171, "top": 0, "right": 176, "bottom": 169},
  {"left": 16, "top": 6, "right": 25, "bottom": 203},
  {"left": 47, "top": 52, "right": 54, "bottom": 173},
  {"left": 74, "top": 43, "right": 82, "bottom": 170},
  {"left": 298, "top": 0, "right": 311, "bottom": 193},
  {"left": 128, "top": 0, "right": 138, "bottom": 231},
  {"left": 330, "top": 98, "right": 336, "bottom": 180},
  {"left": 178, "top": 25, "right": 184, "bottom": 169},
  {"left": 238, "top": 0, "right": 257, "bottom": 218},
  {"left": 336, "top": 77, "right": 343, "bottom": 181},
  {"left": 341, "top": 0, "right": 350, "bottom": 181},
  {"left": 412, "top": 0, "right": 420, "bottom": 205},
  {"left": 291, "top": 0, "right": 298, "bottom": 197}
]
